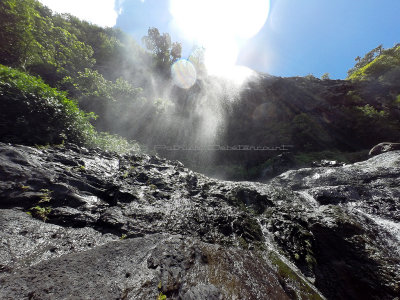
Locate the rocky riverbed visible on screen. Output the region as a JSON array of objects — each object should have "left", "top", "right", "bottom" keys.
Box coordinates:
[{"left": 0, "top": 142, "right": 399, "bottom": 299}]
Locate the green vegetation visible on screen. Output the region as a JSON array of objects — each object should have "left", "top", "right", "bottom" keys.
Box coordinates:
[
  {"left": 71, "top": 165, "right": 86, "bottom": 172},
  {"left": 0, "top": 64, "right": 139, "bottom": 152},
  {"left": 39, "top": 189, "right": 52, "bottom": 203},
  {"left": 157, "top": 281, "right": 167, "bottom": 300},
  {"left": 157, "top": 292, "right": 167, "bottom": 300},
  {"left": 0, "top": 0, "right": 94, "bottom": 82},
  {"left": 304, "top": 74, "right": 317, "bottom": 80},
  {"left": 142, "top": 27, "right": 181, "bottom": 75},
  {"left": 29, "top": 205, "right": 52, "bottom": 221},
  {"left": 291, "top": 113, "right": 331, "bottom": 151},
  {"left": 0, "top": 64, "right": 96, "bottom": 145},
  {"left": 321, "top": 73, "right": 330, "bottom": 80},
  {"left": 89, "top": 132, "right": 141, "bottom": 153},
  {"left": 60, "top": 68, "right": 148, "bottom": 133},
  {"left": 268, "top": 252, "right": 323, "bottom": 300},
  {"left": 26, "top": 188, "right": 53, "bottom": 221},
  {"left": 0, "top": 0, "right": 168, "bottom": 152},
  {"left": 347, "top": 44, "right": 400, "bottom": 83},
  {"left": 1, "top": 0, "right": 400, "bottom": 181},
  {"left": 396, "top": 94, "right": 400, "bottom": 105},
  {"left": 214, "top": 42, "right": 400, "bottom": 180}
]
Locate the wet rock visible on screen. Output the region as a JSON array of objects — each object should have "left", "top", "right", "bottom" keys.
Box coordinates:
[
  {"left": 0, "top": 142, "right": 399, "bottom": 299},
  {"left": 0, "top": 234, "right": 293, "bottom": 300},
  {"left": 312, "top": 159, "right": 346, "bottom": 167},
  {"left": 369, "top": 142, "right": 400, "bottom": 156},
  {"left": 181, "top": 284, "right": 222, "bottom": 300}
]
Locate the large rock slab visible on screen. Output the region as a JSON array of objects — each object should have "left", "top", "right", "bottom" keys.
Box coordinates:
[{"left": 0, "top": 143, "right": 399, "bottom": 299}]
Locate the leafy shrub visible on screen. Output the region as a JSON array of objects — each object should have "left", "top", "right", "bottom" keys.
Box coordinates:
[
  {"left": 357, "top": 104, "right": 387, "bottom": 118},
  {"left": 0, "top": 64, "right": 96, "bottom": 145},
  {"left": 60, "top": 68, "right": 148, "bottom": 134},
  {"left": 89, "top": 131, "right": 141, "bottom": 153},
  {"left": 0, "top": 64, "right": 140, "bottom": 152}
]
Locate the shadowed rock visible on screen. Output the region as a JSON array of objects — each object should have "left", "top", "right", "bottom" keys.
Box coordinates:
[{"left": 369, "top": 142, "right": 400, "bottom": 156}]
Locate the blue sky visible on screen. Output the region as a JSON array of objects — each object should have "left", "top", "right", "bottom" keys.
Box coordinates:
[
  {"left": 40, "top": 0, "right": 400, "bottom": 79},
  {"left": 115, "top": 0, "right": 400, "bottom": 79}
]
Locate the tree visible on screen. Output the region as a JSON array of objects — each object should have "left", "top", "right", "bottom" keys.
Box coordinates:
[
  {"left": 321, "top": 73, "right": 330, "bottom": 80},
  {"left": 142, "top": 27, "right": 182, "bottom": 74},
  {"left": 188, "top": 46, "right": 206, "bottom": 77},
  {"left": 170, "top": 42, "right": 182, "bottom": 63},
  {"left": 347, "top": 44, "right": 400, "bottom": 82},
  {"left": 0, "top": 0, "right": 44, "bottom": 68},
  {"left": 47, "top": 26, "right": 95, "bottom": 76},
  {"left": 0, "top": 0, "right": 95, "bottom": 85},
  {"left": 60, "top": 68, "right": 146, "bottom": 132},
  {"left": 347, "top": 44, "right": 383, "bottom": 77},
  {"left": 0, "top": 64, "right": 96, "bottom": 145}
]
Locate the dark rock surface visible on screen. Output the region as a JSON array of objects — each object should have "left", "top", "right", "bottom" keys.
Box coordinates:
[
  {"left": 0, "top": 143, "right": 399, "bottom": 299},
  {"left": 369, "top": 142, "right": 400, "bottom": 156}
]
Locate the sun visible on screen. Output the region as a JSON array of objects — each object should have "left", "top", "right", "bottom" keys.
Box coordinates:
[{"left": 170, "top": 0, "right": 270, "bottom": 79}]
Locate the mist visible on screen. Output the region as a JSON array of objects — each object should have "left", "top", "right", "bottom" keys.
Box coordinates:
[
  {"left": 8, "top": 0, "right": 396, "bottom": 181},
  {"left": 101, "top": 44, "right": 260, "bottom": 176}
]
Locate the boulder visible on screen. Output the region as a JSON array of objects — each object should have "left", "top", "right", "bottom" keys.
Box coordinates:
[{"left": 369, "top": 142, "right": 400, "bottom": 156}]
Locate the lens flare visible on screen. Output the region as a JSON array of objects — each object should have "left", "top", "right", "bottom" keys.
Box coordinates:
[{"left": 171, "top": 59, "right": 197, "bottom": 89}]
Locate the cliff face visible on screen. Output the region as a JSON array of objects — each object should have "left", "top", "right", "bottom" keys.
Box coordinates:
[
  {"left": 0, "top": 143, "right": 399, "bottom": 299},
  {"left": 154, "top": 74, "right": 400, "bottom": 181},
  {"left": 224, "top": 75, "right": 400, "bottom": 150}
]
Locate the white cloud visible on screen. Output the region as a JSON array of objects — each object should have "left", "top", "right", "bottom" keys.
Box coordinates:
[{"left": 39, "top": 0, "right": 119, "bottom": 27}]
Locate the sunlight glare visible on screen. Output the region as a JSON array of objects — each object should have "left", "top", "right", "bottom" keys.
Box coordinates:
[
  {"left": 39, "top": 0, "right": 118, "bottom": 27},
  {"left": 170, "top": 0, "right": 270, "bottom": 79},
  {"left": 228, "top": 66, "right": 257, "bottom": 85}
]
